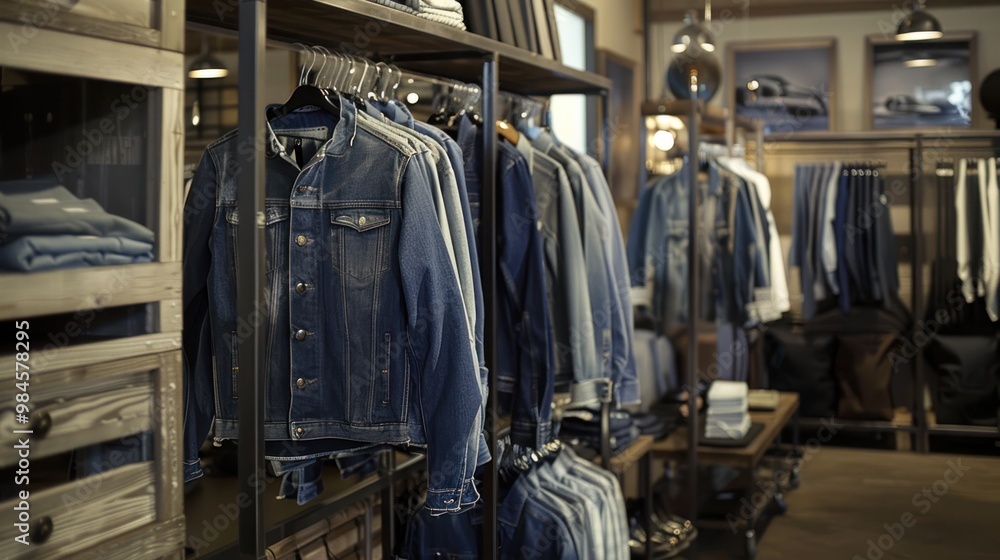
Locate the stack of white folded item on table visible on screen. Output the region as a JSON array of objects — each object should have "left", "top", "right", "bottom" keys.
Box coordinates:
[{"left": 705, "top": 380, "right": 751, "bottom": 439}]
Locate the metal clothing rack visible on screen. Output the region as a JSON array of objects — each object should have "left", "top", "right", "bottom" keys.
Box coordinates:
[
  {"left": 638, "top": 98, "right": 763, "bottom": 524},
  {"left": 912, "top": 132, "right": 1000, "bottom": 446},
  {"left": 758, "top": 130, "right": 1000, "bottom": 452},
  {"left": 185, "top": 1, "right": 612, "bottom": 558}
]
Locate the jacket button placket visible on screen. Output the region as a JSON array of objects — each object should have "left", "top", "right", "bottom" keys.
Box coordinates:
[{"left": 289, "top": 171, "right": 323, "bottom": 429}]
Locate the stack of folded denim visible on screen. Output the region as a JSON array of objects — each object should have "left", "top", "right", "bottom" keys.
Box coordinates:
[
  {"left": 0, "top": 180, "right": 154, "bottom": 272},
  {"left": 368, "top": 0, "right": 467, "bottom": 29},
  {"left": 630, "top": 411, "right": 669, "bottom": 440},
  {"left": 705, "top": 380, "right": 751, "bottom": 439},
  {"left": 561, "top": 409, "right": 640, "bottom": 454}
]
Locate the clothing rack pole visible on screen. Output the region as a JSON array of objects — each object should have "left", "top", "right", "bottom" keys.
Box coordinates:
[
  {"left": 755, "top": 128, "right": 764, "bottom": 171},
  {"left": 600, "top": 386, "right": 613, "bottom": 467},
  {"left": 686, "top": 99, "right": 701, "bottom": 521},
  {"left": 235, "top": 0, "right": 268, "bottom": 557},
  {"left": 912, "top": 134, "right": 930, "bottom": 453},
  {"left": 480, "top": 51, "right": 500, "bottom": 560},
  {"left": 601, "top": 90, "right": 612, "bottom": 175},
  {"left": 380, "top": 451, "right": 396, "bottom": 558}
]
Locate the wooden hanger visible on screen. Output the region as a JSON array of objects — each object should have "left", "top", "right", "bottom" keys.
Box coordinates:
[{"left": 496, "top": 120, "right": 520, "bottom": 144}]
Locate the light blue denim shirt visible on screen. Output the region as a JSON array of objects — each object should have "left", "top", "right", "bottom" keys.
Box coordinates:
[
  {"left": 569, "top": 150, "right": 640, "bottom": 406},
  {"left": 513, "top": 135, "right": 601, "bottom": 401}
]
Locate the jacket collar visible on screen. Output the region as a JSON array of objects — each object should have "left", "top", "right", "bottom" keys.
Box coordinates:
[{"left": 263, "top": 93, "right": 358, "bottom": 159}]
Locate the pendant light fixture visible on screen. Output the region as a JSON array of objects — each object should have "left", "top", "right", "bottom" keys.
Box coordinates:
[
  {"left": 896, "top": 0, "right": 943, "bottom": 41},
  {"left": 665, "top": 3, "right": 720, "bottom": 102},
  {"left": 671, "top": 9, "right": 715, "bottom": 54},
  {"left": 188, "top": 38, "right": 229, "bottom": 79}
]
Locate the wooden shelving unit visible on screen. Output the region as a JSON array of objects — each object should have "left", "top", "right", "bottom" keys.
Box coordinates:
[{"left": 0, "top": 0, "right": 186, "bottom": 557}]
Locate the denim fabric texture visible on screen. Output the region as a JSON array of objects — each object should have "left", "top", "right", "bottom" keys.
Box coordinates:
[
  {"left": 0, "top": 235, "right": 153, "bottom": 271},
  {"left": 455, "top": 117, "right": 555, "bottom": 448},
  {"left": 529, "top": 131, "right": 615, "bottom": 395},
  {"left": 627, "top": 171, "right": 689, "bottom": 326},
  {"left": 570, "top": 150, "right": 640, "bottom": 406},
  {"left": 270, "top": 458, "right": 326, "bottom": 505},
  {"left": 511, "top": 134, "right": 598, "bottom": 397},
  {"left": 405, "top": 500, "right": 482, "bottom": 559},
  {"left": 182, "top": 96, "right": 480, "bottom": 512},
  {"left": 363, "top": 101, "right": 488, "bottom": 481},
  {"left": 498, "top": 472, "right": 587, "bottom": 560},
  {"left": 545, "top": 449, "right": 630, "bottom": 559},
  {"left": 0, "top": 180, "right": 154, "bottom": 242}
]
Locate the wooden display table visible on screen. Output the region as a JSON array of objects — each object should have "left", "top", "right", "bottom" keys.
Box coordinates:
[
  {"left": 650, "top": 392, "right": 800, "bottom": 467},
  {"left": 642, "top": 392, "right": 801, "bottom": 559}
]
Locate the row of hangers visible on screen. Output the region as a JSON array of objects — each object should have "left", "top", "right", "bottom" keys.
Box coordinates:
[
  {"left": 275, "top": 44, "right": 556, "bottom": 164},
  {"left": 498, "top": 437, "right": 564, "bottom": 485},
  {"left": 275, "top": 44, "right": 486, "bottom": 129},
  {"left": 495, "top": 92, "right": 549, "bottom": 145},
  {"left": 935, "top": 157, "right": 1000, "bottom": 177}
]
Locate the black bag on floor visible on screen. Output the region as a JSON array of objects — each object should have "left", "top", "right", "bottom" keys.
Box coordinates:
[{"left": 925, "top": 335, "right": 1000, "bottom": 427}]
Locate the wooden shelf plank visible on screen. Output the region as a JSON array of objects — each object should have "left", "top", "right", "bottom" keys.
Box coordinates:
[
  {"left": 0, "top": 22, "right": 182, "bottom": 88},
  {"left": 0, "top": 262, "right": 181, "bottom": 322},
  {"left": 0, "top": 332, "right": 181, "bottom": 375},
  {"left": 592, "top": 434, "right": 654, "bottom": 476},
  {"left": 186, "top": 0, "right": 610, "bottom": 95}
]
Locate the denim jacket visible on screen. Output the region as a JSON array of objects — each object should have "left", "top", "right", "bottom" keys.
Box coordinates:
[
  {"left": 182, "top": 99, "right": 481, "bottom": 512},
  {"left": 569, "top": 150, "right": 640, "bottom": 406},
  {"left": 457, "top": 119, "right": 555, "bottom": 447},
  {"left": 528, "top": 132, "right": 614, "bottom": 394}
]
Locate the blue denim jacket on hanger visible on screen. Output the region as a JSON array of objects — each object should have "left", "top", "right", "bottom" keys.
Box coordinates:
[{"left": 182, "top": 98, "right": 481, "bottom": 513}]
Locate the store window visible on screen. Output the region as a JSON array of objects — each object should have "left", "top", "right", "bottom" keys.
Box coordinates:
[{"left": 551, "top": 0, "right": 597, "bottom": 156}]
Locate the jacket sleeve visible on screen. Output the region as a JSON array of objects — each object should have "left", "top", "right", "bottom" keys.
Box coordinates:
[
  {"left": 181, "top": 150, "right": 219, "bottom": 483},
  {"left": 398, "top": 154, "right": 482, "bottom": 514}
]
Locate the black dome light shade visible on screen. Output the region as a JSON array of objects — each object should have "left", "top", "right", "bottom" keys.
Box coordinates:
[{"left": 896, "top": 1, "right": 943, "bottom": 41}]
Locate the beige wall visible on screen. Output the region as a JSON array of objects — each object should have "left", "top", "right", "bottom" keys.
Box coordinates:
[
  {"left": 647, "top": 5, "right": 1000, "bottom": 130},
  {"left": 585, "top": 0, "right": 644, "bottom": 64}
]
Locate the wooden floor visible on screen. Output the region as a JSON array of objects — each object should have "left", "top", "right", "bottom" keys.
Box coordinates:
[{"left": 755, "top": 448, "right": 1000, "bottom": 560}]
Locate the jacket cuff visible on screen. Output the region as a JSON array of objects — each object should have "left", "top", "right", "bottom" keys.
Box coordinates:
[
  {"left": 424, "top": 477, "right": 478, "bottom": 515},
  {"left": 183, "top": 459, "right": 204, "bottom": 484}
]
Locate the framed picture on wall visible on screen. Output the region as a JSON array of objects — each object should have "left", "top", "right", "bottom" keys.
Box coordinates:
[
  {"left": 597, "top": 49, "right": 639, "bottom": 204},
  {"left": 726, "top": 38, "right": 837, "bottom": 134},
  {"left": 865, "top": 32, "right": 978, "bottom": 130}
]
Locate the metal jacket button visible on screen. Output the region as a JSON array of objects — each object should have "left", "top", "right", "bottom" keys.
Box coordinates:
[
  {"left": 296, "top": 378, "right": 306, "bottom": 388},
  {"left": 295, "top": 427, "right": 304, "bottom": 435},
  {"left": 295, "top": 329, "right": 308, "bottom": 341},
  {"left": 358, "top": 216, "right": 367, "bottom": 226},
  {"left": 295, "top": 282, "right": 307, "bottom": 294},
  {"left": 295, "top": 235, "right": 307, "bottom": 246}
]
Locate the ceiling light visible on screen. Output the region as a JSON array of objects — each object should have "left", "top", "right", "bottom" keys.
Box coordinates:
[
  {"left": 904, "top": 57, "right": 938, "bottom": 68},
  {"left": 896, "top": 0, "right": 943, "bottom": 41},
  {"left": 188, "top": 37, "right": 229, "bottom": 79},
  {"left": 652, "top": 130, "right": 676, "bottom": 152},
  {"left": 671, "top": 10, "right": 716, "bottom": 55}
]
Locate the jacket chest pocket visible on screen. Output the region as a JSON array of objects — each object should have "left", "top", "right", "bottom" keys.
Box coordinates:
[
  {"left": 225, "top": 205, "right": 290, "bottom": 274},
  {"left": 330, "top": 209, "right": 391, "bottom": 281}
]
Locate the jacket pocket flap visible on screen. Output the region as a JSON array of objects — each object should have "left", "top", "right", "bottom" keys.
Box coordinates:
[
  {"left": 226, "top": 206, "right": 290, "bottom": 225},
  {"left": 330, "top": 209, "right": 391, "bottom": 232}
]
